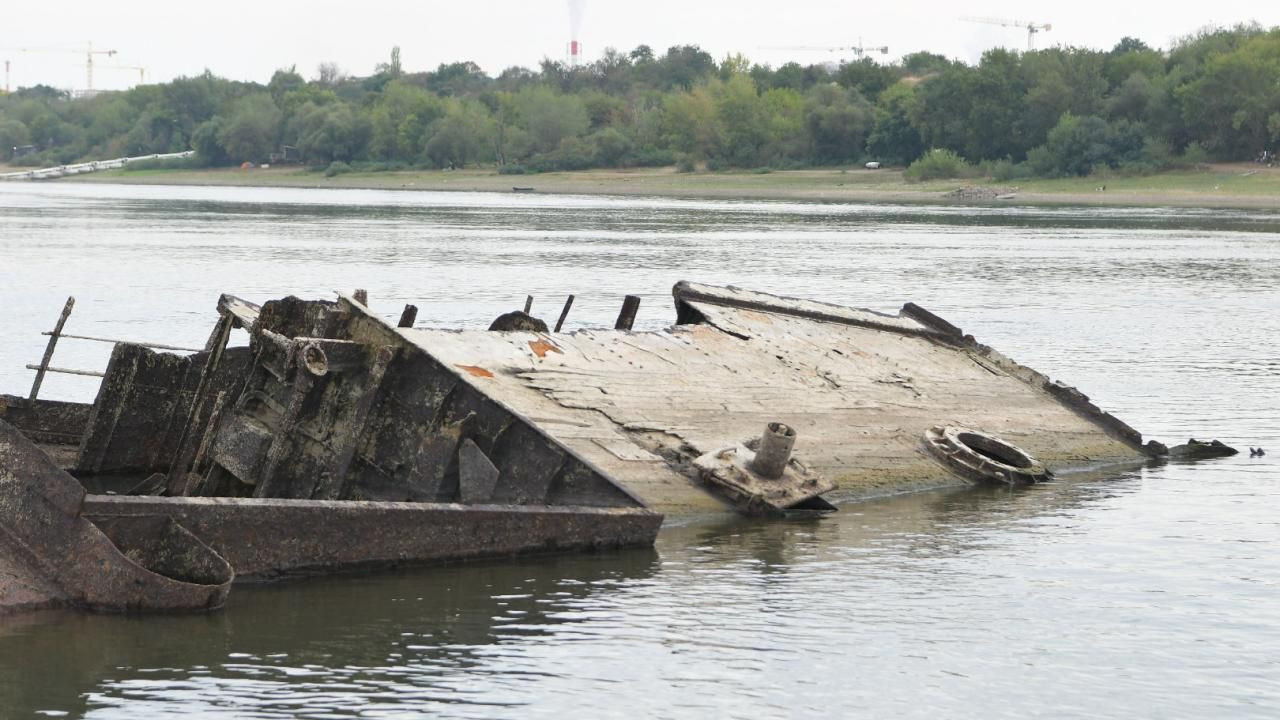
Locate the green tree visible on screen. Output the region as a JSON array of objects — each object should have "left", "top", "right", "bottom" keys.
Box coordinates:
[
  {"left": 290, "top": 102, "right": 371, "bottom": 163},
  {"left": 836, "top": 58, "right": 899, "bottom": 101},
  {"left": 805, "top": 83, "right": 873, "bottom": 163},
  {"left": 191, "top": 116, "right": 229, "bottom": 165},
  {"left": 1027, "top": 113, "right": 1144, "bottom": 176},
  {"left": 423, "top": 100, "right": 493, "bottom": 168},
  {"left": 589, "top": 126, "right": 633, "bottom": 166},
  {"left": 662, "top": 86, "right": 721, "bottom": 160},
  {"left": 267, "top": 67, "right": 306, "bottom": 105},
  {"left": 216, "top": 94, "right": 281, "bottom": 162},
  {"left": 714, "top": 75, "right": 768, "bottom": 165},
  {"left": 866, "top": 81, "right": 924, "bottom": 164},
  {"left": 515, "top": 86, "right": 589, "bottom": 154},
  {"left": 1103, "top": 38, "right": 1165, "bottom": 88},
  {"left": 1177, "top": 30, "right": 1280, "bottom": 157},
  {"left": 368, "top": 80, "right": 445, "bottom": 160},
  {"left": 0, "top": 118, "right": 31, "bottom": 160}
]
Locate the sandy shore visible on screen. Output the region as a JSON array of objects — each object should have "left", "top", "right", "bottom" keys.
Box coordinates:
[{"left": 25, "top": 164, "right": 1280, "bottom": 209}]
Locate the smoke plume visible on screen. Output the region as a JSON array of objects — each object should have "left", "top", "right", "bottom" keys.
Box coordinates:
[{"left": 568, "top": 0, "right": 586, "bottom": 39}]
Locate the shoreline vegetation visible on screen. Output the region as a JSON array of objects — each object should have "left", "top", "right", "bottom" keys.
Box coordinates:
[
  {"left": 3, "top": 23, "right": 1279, "bottom": 206},
  {"left": 52, "top": 163, "right": 1280, "bottom": 209}
]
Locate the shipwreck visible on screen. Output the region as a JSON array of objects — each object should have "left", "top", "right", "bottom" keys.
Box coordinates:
[{"left": 1, "top": 281, "right": 1170, "bottom": 615}]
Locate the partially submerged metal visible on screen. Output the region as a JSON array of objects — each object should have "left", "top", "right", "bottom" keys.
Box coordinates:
[{"left": 1, "top": 280, "right": 1205, "bottom": 615}]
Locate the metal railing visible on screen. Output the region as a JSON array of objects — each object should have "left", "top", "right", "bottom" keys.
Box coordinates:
[{"left": 26, "top": 296, "right": 201, "bottom": 401}]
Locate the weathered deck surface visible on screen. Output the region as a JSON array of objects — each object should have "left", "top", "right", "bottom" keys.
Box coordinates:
[{"left": 389, "top": 283, "right": 1146, "bottom": 514}]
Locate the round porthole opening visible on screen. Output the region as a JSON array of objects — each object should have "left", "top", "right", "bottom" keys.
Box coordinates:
[{"left": 923, "top": 426, "right": 1052, "bottom": 485}]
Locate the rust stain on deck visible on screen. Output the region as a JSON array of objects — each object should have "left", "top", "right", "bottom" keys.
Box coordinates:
[
  {"left": 528, "top": 339, "right": 563, "bottom": 358},
  {"left": 456, "top": 364, "right": 494, "bottom": 378}
]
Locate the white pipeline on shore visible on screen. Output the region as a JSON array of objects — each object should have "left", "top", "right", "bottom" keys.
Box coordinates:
[{"left": 0, "top": 151, "right": 194, "bottom": 181}]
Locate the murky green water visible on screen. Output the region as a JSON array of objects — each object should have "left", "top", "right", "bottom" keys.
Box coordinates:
[{"left": 1, "top": 182, "right": 1278, "bottom": 718}]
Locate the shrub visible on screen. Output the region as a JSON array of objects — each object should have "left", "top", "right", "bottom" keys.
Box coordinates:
[
  {"left": 675, "top": 155, "right": 697, "bottom": 173},
  {"left": 903, "top": 148, "right": 970, "bottom": 182},
  {"left": 1180, "top": 142, "right": 1209, "bottom": 167},
  {"left": 324, "top": 161, "right": 353, "bottom": 177},
  {"left": 985, "top": 158, "right": 1033, "bottom": 182},
  {"left": 770, "top": 157, "right": 807, "bottom": 171},
  {"left": 629, "top": 147, "right": 676, "bottom": 168},
  {"left": 498, "top": 164, "right": 527, "bottom": 175}
]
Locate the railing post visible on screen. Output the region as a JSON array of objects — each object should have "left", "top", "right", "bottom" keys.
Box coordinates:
[
  {"left": 29, "top": 296, "right": 75, "bottom": 401},
  {"left": 614, "top": 295, "right": 641, "bottom": 331},
  {"left": 554, "top": 295, "right": 575, "bottom": 332}
]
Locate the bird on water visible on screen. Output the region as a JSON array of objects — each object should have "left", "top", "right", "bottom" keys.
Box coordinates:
[{"left": 1249, "top": 447, "right": 1266, "bottom": 457}]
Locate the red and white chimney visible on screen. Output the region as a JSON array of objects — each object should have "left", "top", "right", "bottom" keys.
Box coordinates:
[{"left": 567, "top": 0, "right": 586, "bottom": 66}]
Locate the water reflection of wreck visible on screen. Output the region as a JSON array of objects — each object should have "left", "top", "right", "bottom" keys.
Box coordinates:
[{"left": 0, "top": 281, "right": 1161, "bottom": 615}]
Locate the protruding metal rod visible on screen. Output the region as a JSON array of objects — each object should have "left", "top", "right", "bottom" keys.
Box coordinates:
[
  {"left": 25, "top": 364, "right": 104, "bottom": 378},
  {"left": 523, "top": 295, "right": 534, "bottom": 314},
  {"left": 554, "top": 294, "right": 575, "bottom": 332},
  {"left": 42, "top": 331, "right": 201, "bottom": 353},
  {"left": 353, "top": 289, "right": 368, "bottom": 306},
  {"left": 29, "top": 296, "right": 75, "bottom": 401},
  {"left": 614, "top": 295, "right": 641, "bottom": 331},
  {"left": 751, "top": 422, "right": 796, "bottom": 479},
  {"left": 397, "top": 304, "right": 419, "bottom": 328}
]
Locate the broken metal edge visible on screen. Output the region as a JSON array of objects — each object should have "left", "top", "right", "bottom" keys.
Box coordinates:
[
  {"left": 672, "top": 281, "right": 1155, "bottom": 457},
  {"left": 966, "top": 342, "right": 1154, "bottom": 456},
  {"left": 672, "top": 281, "right": 960, "bottom": 343}
]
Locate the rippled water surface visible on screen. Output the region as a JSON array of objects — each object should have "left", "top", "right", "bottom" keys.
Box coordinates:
[{"left": 1, "top": 182, "right": 1277, "bottom": 718}]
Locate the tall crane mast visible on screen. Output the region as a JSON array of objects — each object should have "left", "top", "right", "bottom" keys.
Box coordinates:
[
  {"left": 960, "top": 16, "right": 1053, "bottom": 51},
  {"left": 83, "top": 43, "right": 118, "bottom": 92},
  {"left": 0, "top": 43, "right": 119, "bottom": 92}
]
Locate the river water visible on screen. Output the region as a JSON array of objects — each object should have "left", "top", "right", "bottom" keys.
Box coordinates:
[{"left": 0, "top": 182, "right": 1277, "bottom": 718}]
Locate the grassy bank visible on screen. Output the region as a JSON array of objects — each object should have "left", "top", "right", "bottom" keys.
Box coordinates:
[{"left": 61, "top": 164, "right": 1280, "bottom": 209}]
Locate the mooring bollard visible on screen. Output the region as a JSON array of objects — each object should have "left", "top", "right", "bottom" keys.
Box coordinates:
[{"left": 751, "top": 422, "right": 796, "bottom": 479}]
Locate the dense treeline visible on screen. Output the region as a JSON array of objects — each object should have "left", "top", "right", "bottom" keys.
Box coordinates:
[{"left": 2, "top": 24, "right": 1278, "bottom": 178}]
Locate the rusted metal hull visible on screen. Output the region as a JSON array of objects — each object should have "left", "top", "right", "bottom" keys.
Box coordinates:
[
  {"left": 83, "top": 496, "right": 662, "bottom": 581},
  {"left": 0, "top": 419, "right": 233, "bottom": 616},
  {"left": 0, "top": 413, "right": 661, "bottom": 615}
]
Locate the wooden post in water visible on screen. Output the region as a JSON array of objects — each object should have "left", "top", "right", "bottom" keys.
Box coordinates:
[
  {"left": 554, "top": 295, "right": 575, "bottom": 332},
  {"left": 29, "top": 297, "right": 75, "bottom": 401},
  {"left": 614, "top": 295, "right": 641, "bottom": 331},
  {"left": 523, "top": 295, "right": 534, "bottom": 314},
  {"left": 397, "top": 304, "right": 419, "bottom": 328}
]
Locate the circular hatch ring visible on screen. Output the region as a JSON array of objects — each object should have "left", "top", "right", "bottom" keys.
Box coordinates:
[{"left": 923, "top": 426, "right": 1053, "bottom": 486}]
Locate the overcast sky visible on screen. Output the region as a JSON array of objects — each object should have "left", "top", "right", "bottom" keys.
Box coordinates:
[{"left": 3, "top": 1, "right": 1277, "bottom": 92}]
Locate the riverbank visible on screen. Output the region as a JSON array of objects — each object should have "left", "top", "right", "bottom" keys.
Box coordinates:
[{"left": 27, "top": 163, "right": 1280, "bottom": 209}]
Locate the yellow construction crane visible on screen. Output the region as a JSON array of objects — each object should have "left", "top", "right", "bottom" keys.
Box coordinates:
[
  {"left": 960, "top": 16, "right": 1053, "bottom": 51},
  {"left": 0, "top": 43, "right": 119, "bottom": 92},
  {"left": 764, "top": 40, "right": 890, "bottom": 59},
  {"left": 100, "top": 64, "right": 147, "bottom": 85}
]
